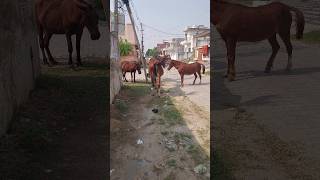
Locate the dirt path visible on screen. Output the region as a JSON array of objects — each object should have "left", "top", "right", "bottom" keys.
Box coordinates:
[
  {"left": 0, "top": 58, "right": 108, "bottom": 180},
  {"left": 110, "top": 75, "right": 210, "bottom": 179}
]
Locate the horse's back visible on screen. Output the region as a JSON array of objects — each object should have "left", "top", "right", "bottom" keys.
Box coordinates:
[
  {"left": 217, "top": 2, "right": 292, "bottom": 41},
  {"left": 122, "top": 61, "right": 140, "bottom": 73}
]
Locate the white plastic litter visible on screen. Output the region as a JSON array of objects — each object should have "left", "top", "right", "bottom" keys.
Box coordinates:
[{"left": 137, "top": 139, "right": 144, "bottom": 145}]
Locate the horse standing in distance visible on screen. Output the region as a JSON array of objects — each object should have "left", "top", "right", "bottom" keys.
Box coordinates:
[
  {"left": 148, "top": 55, "right": 170, "bottom": 96},
  {"left": 212, "top": 0, "right": 305, "bottom": 81},
  {"left": 167, "top": 60, "right": 205, "bottom": 87},
  {"left": 121, "top": 61, "right": 142, "bottom": 83},
  {"left": 35, "top": 0, "right": 101, "bottom": 66}
]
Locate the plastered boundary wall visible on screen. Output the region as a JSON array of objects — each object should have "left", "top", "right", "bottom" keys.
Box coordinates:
[{"left": 0, "top": 0, "right": 40, "bottom": 136}]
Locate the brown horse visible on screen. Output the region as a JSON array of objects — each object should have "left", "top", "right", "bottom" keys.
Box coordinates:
[
  {"left": 167, "top": 60, "right": 205, "bottom": 87},
  {"left": 212, "top": 0, "right": 305, "bottom": 81},
  {"left": 121, "top": 61, "right": 142, "bottom": 83},
  {"left": 148, "top": 56, "right": 169, "bottom": 96},
  {"left": 35, "top": 0, "right": 101, "bottom": 66}
]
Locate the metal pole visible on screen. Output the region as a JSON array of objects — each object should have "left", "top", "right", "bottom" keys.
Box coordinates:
[
  {"left": 141, "top": 23, "right": 144, "bottom": 57},
  {"left": 122, "top": 0, "right": 148, "bottom": 83}
]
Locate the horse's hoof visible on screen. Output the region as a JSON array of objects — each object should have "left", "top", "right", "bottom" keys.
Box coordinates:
[
  {"left": 264, "top": 69, "right": 271, "bottom": 73},
  {"left": 224, "top": 74, "right": 228, "bottom": 78},
  {"left": 50, "top": 60, "right": 58, "bottom": 65},
  {"left": 228, "top": 75, "right": 235, "bottom": 82}
]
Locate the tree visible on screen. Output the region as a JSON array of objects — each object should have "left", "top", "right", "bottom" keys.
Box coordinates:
[
  {"left": 145, "top": 48, "right": 158, "bottom": 57},
  {"left": 119, "top": 39, "right": 133, "bottom": 56}
]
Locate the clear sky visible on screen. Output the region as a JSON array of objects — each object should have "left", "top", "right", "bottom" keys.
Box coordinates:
[{"left": 111, "top": 0, "right": 210, "bottom": 50}]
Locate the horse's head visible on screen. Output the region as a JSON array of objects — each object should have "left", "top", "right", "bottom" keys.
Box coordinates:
[
  {"left": 136, "top": 61, "right": 142, "bottom": 74},
  {"left": 167, "top": 60, "right": 174, "bottom": 71},
  {"left": 74, "top": 0, "right": 101, "bottom": 40}
]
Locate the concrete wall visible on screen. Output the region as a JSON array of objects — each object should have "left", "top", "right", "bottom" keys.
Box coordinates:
[
  {"left": 0, "top": 0, "right": 40, "bottom": 136},
  {"left": 110, "top": 31, "right": 122, "bottom": 104}
]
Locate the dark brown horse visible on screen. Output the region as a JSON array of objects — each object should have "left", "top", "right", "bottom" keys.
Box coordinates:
[
  {"left": 167, "top": 60, "right": 205, "bottom": 87},
  {"left": 148, "top": 56, "right": 169, "bottom": 96},
  {"left": 121, "top": 61, "right": 142, "bottom": 83},
  {"left": 35, "top": 0, "right": 101, "bottom": 66},
  {"left": 212, "top": 0, "right": 305, "bottom": 81}
]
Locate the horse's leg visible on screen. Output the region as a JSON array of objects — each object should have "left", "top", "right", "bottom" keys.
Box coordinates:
[
  {"left": 180, "top": 74, "right": 184, "bottom": 87},
  {"left": 76, "top": 30, "right": 83, "bottom": 66},
  {"left": 131, "top": 72, "right": 133, "bottom": 82},
  {"left": 279, "top": 32, "right": 293, "bottom": 71},
  {"left": 193, "top": 73, "right": 197, "bottom": 85},
  {"left": 123, "top": 72, "right": 127, "bottom": 82},
  {"left": 38, "top": 28, "right": 48, "bottom": 65},
  {"left": 224, "top": 40, "right": 230, "bottom": 78},
  {"left": 198, "top": 70, "right": 202, "bottom": 84},
  {"left": 133, "top": 71, "right": 136, "bottom": 83},
  {"left": 157, "top": 77, "right": 161, "bottom": 97},
  {"left": 66, "top": 33, "right": 73, "bottom": 66},
  {"left": 265, "top": 34, "right": 280, "bottom": 73},
  {"left": 44, "top": 32, "right": 57, "bottom": 65},
  {"left": 226, "top": 39, "right": 236, "bottom": 81}
]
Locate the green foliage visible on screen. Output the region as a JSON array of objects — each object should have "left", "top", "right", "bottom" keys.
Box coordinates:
[
  {"left": 145, "top": 48, "right": 158, "bottom": 57},
  {"left": 119, "top": 39, "right": 133, "bottom": 56}
]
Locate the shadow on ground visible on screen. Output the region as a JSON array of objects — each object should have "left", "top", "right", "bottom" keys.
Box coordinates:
[{"left": 0, "top": 58, "right": 108, "bottom": 180}]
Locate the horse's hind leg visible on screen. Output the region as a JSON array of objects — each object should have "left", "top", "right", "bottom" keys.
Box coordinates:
[
  {"left": 44, "top": 33, "right": 57, "bottom": 65},
  {"left": 265, "top": 34, "right": 280, "bottom": 73},
  {"left": 133, "top": 71, "right": 136, "bottom": 83},
  {"left": 279, "top": 32, "right": 293, "bottom": 71},
  {"left": 38, "top": 28, "right": 48, "bottom": 65},
  {"left": 193, "top": 73, "right": 197, "bottom": 85},
  {"left": 66, "top": 34, "right": 74, "bottom": 66},
  {"left": 131, "top": 72, "right": 133, "bottom": 82},
  {"left": 198, "top": 71, "right": 202, "bottom": 84}
]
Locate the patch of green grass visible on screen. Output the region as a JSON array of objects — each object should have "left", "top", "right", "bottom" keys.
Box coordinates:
[
  {"left": 212, "top": 151, "right": 233, "bottom": 180},
  {"left": 164, "top": 171, "right": 176, "bottom": 180},
  {"left": 149, "top": 96, "right": 183, "bottom": 126},
  {"left": 114, "top": 99, "right": 128, "bottom": 113},
  {"left": 166, "top": 159, "right": 177, "bottom": 168},
  {"left": 122, "top": 83, "right": 150, "bottom": 98},
  {"left": 292, "top": 30, "right": 320, "bottom": 44}
]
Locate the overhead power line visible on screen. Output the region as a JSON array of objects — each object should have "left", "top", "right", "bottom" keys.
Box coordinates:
[{"left": 141, "top": 23, "right": 185, "bottom": 36}]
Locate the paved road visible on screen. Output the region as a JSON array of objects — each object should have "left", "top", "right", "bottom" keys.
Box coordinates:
[
  {"left": 162, "top": 62, "right": 210, "bottom": 112},
  {"left": 213, "top": 24, "right": 320, "bottom": 178}
]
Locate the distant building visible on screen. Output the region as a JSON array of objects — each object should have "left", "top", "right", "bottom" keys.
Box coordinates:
[
  {"left": 156, "top": 40, "right": 170, "bottom": 55},
  {"left": 181, "top": 25, "right": 210, "bottom": 60},
  {"left": 194, "top": 30, "right": 210, "bottom": 61},
  {"left": 119, "top": 23, "right": 137, "bottom": 46},
  {"left": 163, "top": 38, "right": 185, "bottom": 60}
]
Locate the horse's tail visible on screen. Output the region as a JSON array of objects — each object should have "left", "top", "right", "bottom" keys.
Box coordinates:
[
  {"left": 201, "top": 64, "right": 205, "bottom": 74},
  {"left": 288, "top": 6, "right": 305, "bottom": 39}
]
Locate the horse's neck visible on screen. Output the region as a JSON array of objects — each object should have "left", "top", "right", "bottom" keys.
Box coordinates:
[{"left": 173, "top": 61, "right": 183, "bottom": 69}]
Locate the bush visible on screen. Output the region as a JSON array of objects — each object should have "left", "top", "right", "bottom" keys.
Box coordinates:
[{"left": 119, "top": 39, "right": 133, "bottom": 56}]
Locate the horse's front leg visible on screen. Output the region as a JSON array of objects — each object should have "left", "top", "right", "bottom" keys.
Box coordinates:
[
  {"left": 226, "top": 39, "right": 237, "bottom": 81},
  {"left": 76, "top": 30, "right": 83, "bottom": 66},
  {"left": 180, "top": 74, "right": 184, "bottom": 87},
  {"left": 193, "top": 73, "right": 197, "bottom": 85},
  {"left": 157, "top": 76, "right": 161, "bottom": 97},
  {"left": 66, "top": 33, "right": 73, "bottom": 66}
]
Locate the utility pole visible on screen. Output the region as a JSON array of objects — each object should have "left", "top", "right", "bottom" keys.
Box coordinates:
[
  {"left": 114, "top": 0, "right": 119, "bottom": 58},
  {"left": 141, "top": 23, "right": 144, "bottom": 57},
  {"left": 122, "top": 0, "right": 148, "bottom": 83}
]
